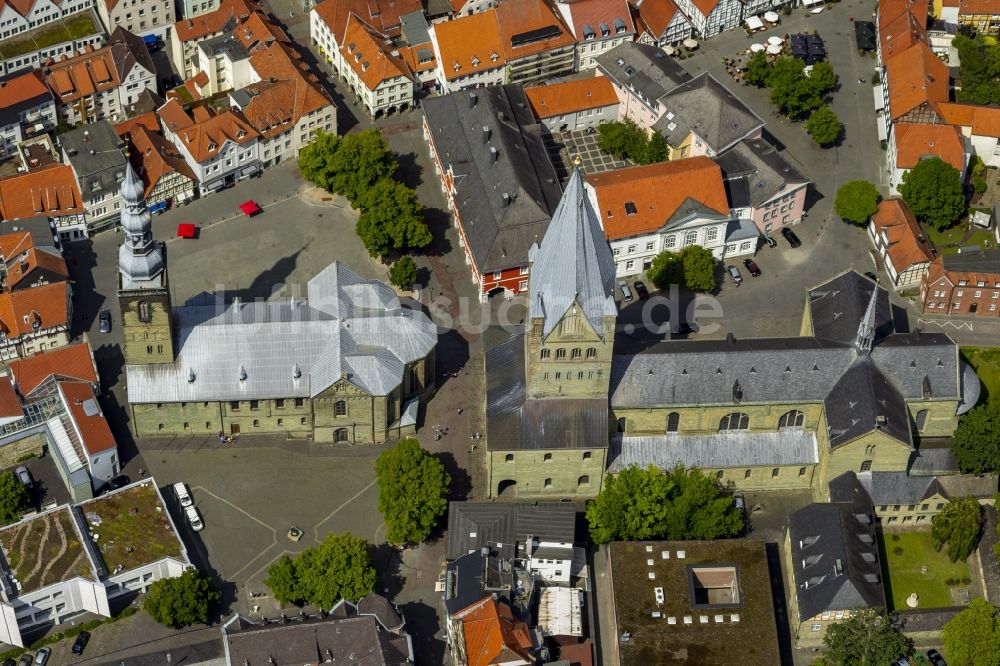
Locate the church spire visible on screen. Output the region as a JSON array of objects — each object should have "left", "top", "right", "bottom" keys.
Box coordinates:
[
  {"left": 117, "top": 157, "right": 164, "bottom": 287},
  {"left": 855, "top": 283, "right": 878, "bottom": 355}
]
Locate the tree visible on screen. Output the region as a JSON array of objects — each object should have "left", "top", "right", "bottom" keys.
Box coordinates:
[
  {"left": 375, "top": 439, "right": 451, "bottom": 545},
  {"left": 943, "top": 598, "right": 1000, "bottom": 666},
  {"left": 768, "top": 56, "right": 824, "bottom": 118},
  {"left": 0, "top": 472, "right": 28, "bottom": 525},
  {"left": 586, "top": 465, "right": 743, "bottom": 544},
  {"left": 954, "top": 35, "right": 1000, "bottom": 105},
  {"left": 835, "top": 180, "right": 881, "bottom": 225},
  {"left": 263, "top": 555, "right": 299, "bottom": 606},
  {"left": 356, "top": 179, "right": 432, "bottom": 257},
  {"left": 744, "top": 50, "right": 770, "bottom": 87},
  {"left": 932, "top": 496, "right": 984, "bottom": 562},
  {"left": 951, "top": 404, "right": 1000, "bottom": 474},
  {"left": 806, "top": 105, "right": 843, "bottom": 146},
  {"left": 646, "top": 250, "right": 683, "bottom": 291},
  {"left": 822, "top": 609, "right": 912, "bottom": 666},
  {"left": 807, "top": 62, "right": 839, "bottom": 97},
  {"left": 899, "top": 157, "right": 966, "bottom": 230},
  {"left": 143, "top": 568, "right": 219, "bottom": 629},
  {"left": 597, "top": 120, "right": 667, "bottom": 164},
  {"left": 297, "top": 129, "right": 342, "bottom": 191},
  {"left": 328, "top": 129, "right": 398, "bottom": 204},
  {"left": 389, "top": 256, "right": 418, "bottom": 290},
  {"left": 264, "top": 532, "right": 376, "bottom": 608},
  {"left": 641, "top": 131, "right": 669, "bottom": 165},
  {"left": 678, "top": 245, "right": 717, "bottom": 293}
]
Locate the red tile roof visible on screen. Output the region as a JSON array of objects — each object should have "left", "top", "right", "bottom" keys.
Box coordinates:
[
  {"left": 558, "top": 0, "right": 635, "bottom": 40},
  {"left": 458, "top": 598, "right": 533, "bottom": 666},
  {"left": 174, "top": 0, "right": 259, "bottom": 42},
  {"left": 525, "top": 76, "right": 619, "bottom": 118},
  {"left": 0, "top": 70, "right": 51, "bottom": 110},
  {"left": 690, "top": 0, "right": 721, "bottom": 17},
  {"left": 0, "top": 231, "right": 34, "bottom": 262},
  {"left": 61, "top": 381, "right": 116, "bottom": 455},
  {"left": 634, "top": 0, "right": 682, "bottom": 38},
  {"left": 0, "top": 282, "right": 69, "bottom": 338},
  {"left": 878, "top": 0, "right": 929, "bottom": 31},
  {"left": 956, "top": 0, "right": 1000, "bottom": 15},
  {"left": 127, "top": 126, "right": 197, "bottom": 198},
  {"left": 114, "top": 111, "right": 161, "bottom": 137},
  {"left": 245, "top": 41, "right": 335, "bottom": 132},
  {"left": 4, "top": 247, "right": 68, "bottom": 290},
  {"left": 0, "top": 380, "right": 22, "bottom": 420},
  {"left": 312, "top": 0, "right": 422, "bottom": 40},
  {"left": 433, "top": 10, "right": 506, "bottom": 81},
  {"left": 884, "top": 42, "right": 948, "bottom": 120},
  {"left": 496, "top": 0, "right": 576, "bottom": 61},
  {"left": 879, "top": 8, "right": 926, "bottom": 62},
  {"left": 871, "top": 198, "right": 933, "bottom": 274},
  {"left": 159, "top": 100, "right": 258, "bottom": 163},
  {"left": 585, "top": 157, "right": 729, "bottom": 240},
  {"left": 0, "top": 164, "right": 84, "bottom": 221},
  {"left": 894, "top": 122, "right": 965, "bottom": 172},
  {"left": 339, "top": 13, "right": 412, "bottom": 92},
  {"left": 8, "top": 341, "right": 98, "bottom": 397}
]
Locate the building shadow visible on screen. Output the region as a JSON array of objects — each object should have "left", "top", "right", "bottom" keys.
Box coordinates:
[
  {"left": 394, "top": 152, "right": 424, "bottom": 190},
  {"left": 436, "top": 452, "right": 471, "bottom": 502},
  {"left": 66, "top": 241, "right": 105, "bottom": 339},
  {"left": 764, "top": 541, "right": 795, "bottom": 666},
  {"left": 398, "top": 600, "right": 446, "bottom": 664},
  {"left": 370, "top": 543, "right": 406, "bottom": 599},
  {"left": 422, "top": 205, "right": 455, "bottom": 258}
]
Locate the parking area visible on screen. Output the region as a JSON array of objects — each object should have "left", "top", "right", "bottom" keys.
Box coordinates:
[{"left": 7, "top": 454, "right": 71, "bottom": 511}]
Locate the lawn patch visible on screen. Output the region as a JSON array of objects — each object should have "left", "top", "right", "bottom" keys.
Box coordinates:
[
  {"left": 923, "top": 223, "right": 995, "bottom": 255},
  {"left": 0, "top": 11, "right": 100, "bottom": 59},
  {"left": 878, "top": 531, "right": 972, "bottom": 610},
  {"left": 962, "top": 347, "right": 1000, "bottom": 406}
]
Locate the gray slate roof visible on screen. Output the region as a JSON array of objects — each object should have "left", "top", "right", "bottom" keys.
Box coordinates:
[
  {"left": 715, "top": 137, "right": 808, "bottom": 207},
  {"left": 125, "top": 262, "right": 436, "bottom": 402},
  {"left": 0, "top": 217, "right": 59, "bottom": 254},
  {"left": 528, "top": 170, "right": 617, "bottom": 339},
  {"left": 595, "top": 42, "right": 690, "bottom": 108},
  {"left": 941, "top": 247, "right": 1000, "bottom": 274},
  {"left": 610, "top": 271, "right": 960, "bottom": 450},
  {"left": 60, "top": 121, "right": 126, "bottom": 200},
  {"left": 446, "top": 500, "right": 578, "bottom": 560},
  {"left": 830, "top": 470, "right": 942, "bottom": 506},
  {"left": 485, "top": 326, "right": 608, "bottom": 451},
  {"left": 422, "top": 85, "right": 562, "bottom": 274},
  {"left": 653, "top": 73, "right": 764, "bottom": 153},
  {"left": 608, "top": 431, "right": 818, "bottom": 473},
  {"left": 788, "top": 499, "right": 885, "bottom": 621},
  {"left": 222, "top": 597, "right": 411, "bottom": 666}
]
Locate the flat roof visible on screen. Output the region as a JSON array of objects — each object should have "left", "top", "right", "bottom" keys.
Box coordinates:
[
  {"left": 608, "top": 539, "right": 780, "bottom": 665},
  {"left": 78, "top": 479, "right": 185, "bottom": 573},
  {"left": 0, "top": 506, "right": 96, "bottom": 595}
]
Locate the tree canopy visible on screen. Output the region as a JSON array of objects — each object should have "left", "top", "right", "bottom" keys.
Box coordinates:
[
  {"left": 899, "top": 157, "right": 966, "bottom": 230},
  {"left": 822, "top": 609, "right": 912, "bottom": 666},
  {"left": 806, "top": 105, "right": 842, "bottom": 146},
  {"left": 646, "top": 246, "right": 718, "bottom": 293},
  {"left": 943, "top": 598, "right": 1000, "bottom": 666},
  {"left": 143, "top": 568, "right": 219, "bottom": 629},
  {"left": 597, "top": 120, "right": 669, "bottom": 165},
  {"left": 932, "top": 496, "right": 984, "bottom": 562},
  {"left": 767, "top": 56, "right": 837, "bottom": 118},
  {"left": 954, "top": 35, "right": 1000, "bottom": 106},
  {"left": 586, "top": 465, "right": 744, "bottom": 544},
  {"left": 375, "top": 438, "right": 451, "bottom": 545},
  {"left": 264, "top": 532, "right": 376, "bottom": 608},
  {"left": 356, "top": 179, "right": 432, "bottom": 258},
  {"left": 0, "top": 472, "right": 29, "bottom": 525},
  {"left": 297, "top": 128, "right": 398, "bottom": 205},
  {"left": 388, "top": 256, "right": 418, "bottom": 290},
  {"left": 297, "top": 130, "right": 342, "bottom": 192},
  {"left": 744, "top": 51, "right": 770, "bottom": 87},
  {"left": 951, "top": 403, "right": 1000, "bottom": 474},
  {"left": 835, "top": 180, "right": 881, "bottom": 225}
]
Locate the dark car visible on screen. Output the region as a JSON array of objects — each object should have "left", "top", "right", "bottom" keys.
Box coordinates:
[
  {"left": 743, "top": 258, "right": 762, "bottom": 277},
  {"left": 17, "top": 655, "right": 31, "bottom": 666},
  {"left": 633, "top": 281, "right": 650, "bottom": 300},
  {"left": 99, "top": 309, "right": 112, "bottom": 333},
  {"left": 781, "top": 227, "right": 802, "bottom": 248},
  {"left": 4, "top": 658, "right": 18, "bottom": 666},
  {"left": 926, "top": 649, "right": 947, "bottom": 666},
  {"left": 72, "top": 631, "right": 91, "bottom": 655},
  {"left": 109, "top": 475, "right": 131, "bottom": 489}
]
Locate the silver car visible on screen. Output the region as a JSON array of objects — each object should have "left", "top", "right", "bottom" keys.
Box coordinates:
[
  {"left": 726, "top": 265, "right": 743, "bottom": 286},
  {"left": 15, "top": 466, "right": 32, "bottom": 488}
]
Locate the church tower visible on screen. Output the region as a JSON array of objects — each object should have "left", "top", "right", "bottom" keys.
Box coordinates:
[
  {"left": 117, "top": 158, "right": 174, "bottom": 365},
  {"left": 525, "top": 170, "right": 617, "bottom": 400}
]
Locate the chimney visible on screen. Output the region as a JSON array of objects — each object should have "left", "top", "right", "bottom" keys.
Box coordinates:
[
  {"left": 502, "top": 192, "right": 510, "bottom": 207},
  {"left": 468, "top": 92, "right": 477, "bottom": 108},
  {"left": 482, "top": 125, "right": 491, "bottom": 143},
  {"left": 489, "top": 146, "right": 498, "bottom": 163}
]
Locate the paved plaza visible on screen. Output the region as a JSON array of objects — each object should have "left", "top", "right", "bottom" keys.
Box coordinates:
[{"left": 547, "top": 129, "right": 631, "bottom": 182}]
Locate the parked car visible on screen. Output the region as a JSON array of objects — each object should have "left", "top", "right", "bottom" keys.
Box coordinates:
[
  {"left": 4, "top": 657, "right": 17, "bottom": 666},
  {"left": 633, "top": 281, "right": 650, "bottom": 300},
  {"left": 781, "top": 227, "right": 802, "bottom": 248},
  {"left": 99, "top": 309, "right": 112, "bottom": 333},
  {"left": 173, "top": 482, "right": 193, "bottom": 508},
  {"left": 72, "top": 631, "right": 91, "bottom": 655},
  {"left": 33, "top": 649, "right": 49, "bottom": 666},
  {"left": 15, "top": 466, "right": 32, "bottom": 488},
  {"left": 185, "top": 505, "right": 204, "bottom": 531},
  {"left": 726, "top": 265, "right": 743, "bottom": 286},
  {"left": 109, "top": 475, "right": 130, "bottom": 489},
  {"left": 618, "top": 282, "right": 633, "bottom": 303},
  {"left": 926, "top": 649, "right": 947, "bottom": 666},
  {"left": 743, "top": 258, "right": 761, "bottom": 277},
  {"left": 17, "top": 655, "right": 31, "bottom": 666}
]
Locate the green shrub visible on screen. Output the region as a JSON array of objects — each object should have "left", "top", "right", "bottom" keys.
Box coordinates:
[
  {"left": 974, "top": 176, "right": 988, "bottom": 194},
  {"left": 893, "top": 546, "right": 904, "bottom": 556}
]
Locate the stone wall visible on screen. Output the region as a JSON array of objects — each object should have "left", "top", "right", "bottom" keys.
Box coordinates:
[
  {"left": 525, "top": 312, "right": 615, "bottom": 401},
  {"left": 488, "top": 447, "right": 607, "bottom": 498},
  {"left": 0, "top": 433, "right": 45, "bottom": 469},
  {"left": 119, "top": 282, "right": 174, "bottom": 365},
  {"left": 610, "top": 402, "right": 825, "bottom": 436}
]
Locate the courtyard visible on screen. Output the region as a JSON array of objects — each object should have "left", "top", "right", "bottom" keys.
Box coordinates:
[
  {"left": 962, "top": 346, "right": 1000, "bottom": 405},
  {"left": 878, "top": 531, "right": 973, "bottom": 611}
]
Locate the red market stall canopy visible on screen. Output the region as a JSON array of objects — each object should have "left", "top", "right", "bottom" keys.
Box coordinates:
[
  {"left": 177, "top": 223, "right": 197, "bottom": 238},
  {"left": 240, "top": 200, "right": 261, "bottom": 216}
]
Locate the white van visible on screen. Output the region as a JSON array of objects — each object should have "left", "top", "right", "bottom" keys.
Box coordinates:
[
  {"left": 173, "top": 482, "right": 193, "bottom": 508},
  {"left": 185, "top": 505, "right": 204, "bottom": 531}
]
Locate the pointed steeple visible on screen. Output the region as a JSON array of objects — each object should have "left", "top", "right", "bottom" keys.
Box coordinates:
[
  {"left": 528, "top": 170, "right": 616, "bottom": 339},
  {"left": 118, "top": 158, "right": 164, "bottom": 287},
  {"left": 855, "top": 284, "right": 878, "bottom": 355}
]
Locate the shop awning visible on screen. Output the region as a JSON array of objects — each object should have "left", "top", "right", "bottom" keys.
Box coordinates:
[
  {"left": 745, "top": 16, "right": 764, "bottom": 30},
  {"left": 177, "top": 223, "right": 197, "bottom": 238},
  {"left": 873, "top": 85, "right": 885, "bottom": 111},
  {"left": 240, "top": 200, "right": 261, "bottom": 216}
]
